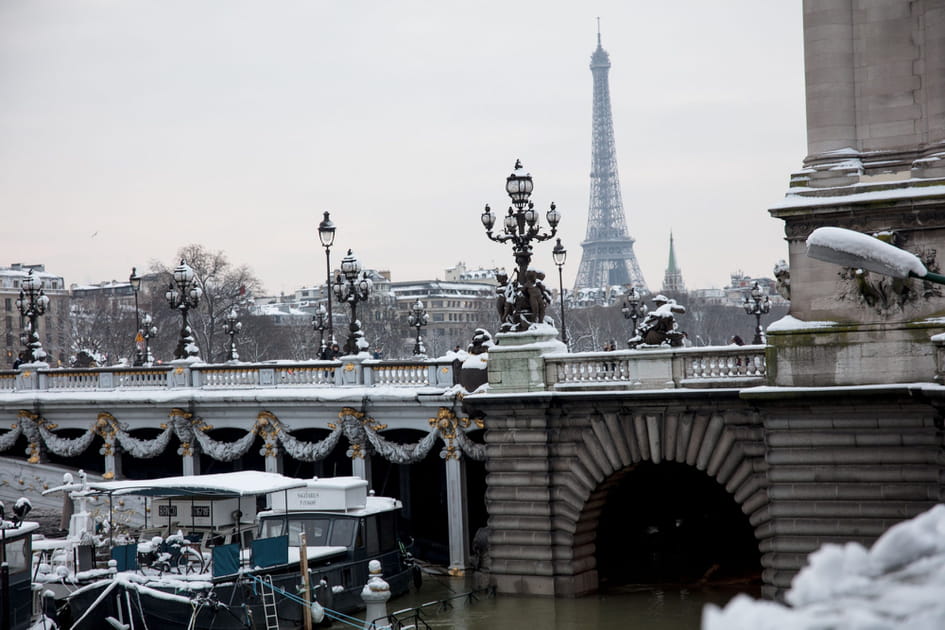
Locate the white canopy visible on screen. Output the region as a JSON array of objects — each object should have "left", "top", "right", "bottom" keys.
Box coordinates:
[{"left": 85, "top": 471, "right": 309, "bottom": 498}]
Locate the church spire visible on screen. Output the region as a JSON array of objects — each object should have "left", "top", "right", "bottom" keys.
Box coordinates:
[{"left": 661, "top": 232, "right": 686, "bottom": 293}]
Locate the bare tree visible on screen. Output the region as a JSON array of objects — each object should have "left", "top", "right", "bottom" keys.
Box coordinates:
[
  {"left": 151, "top": 245, "right": 263, "bottom": 362},
  {"left": 68, "top": 293, "right": 137, "bottom": 364}
]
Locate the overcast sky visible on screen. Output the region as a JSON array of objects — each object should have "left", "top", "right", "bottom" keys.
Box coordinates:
[{"left": 0, "top": 1, "right": 805, "bottom": 296}]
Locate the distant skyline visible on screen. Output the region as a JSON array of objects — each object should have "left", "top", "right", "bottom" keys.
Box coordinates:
[{"left": 0, "top": 2, "right": 806, "bottom": 295}]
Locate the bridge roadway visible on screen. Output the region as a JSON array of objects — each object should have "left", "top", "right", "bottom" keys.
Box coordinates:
[{"left": 1, "top": 343, "right": 943, "bottom": 598}]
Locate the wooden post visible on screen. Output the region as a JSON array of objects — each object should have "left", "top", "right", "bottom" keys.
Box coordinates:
[{"left": 300, "top": 532, "right": 312, "bottom": 630}]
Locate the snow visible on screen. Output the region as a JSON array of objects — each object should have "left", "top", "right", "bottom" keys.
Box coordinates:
[
  {"left": 765, "top": 315, "right": 839, "bottom": 333},
  {"left": 85, "top": 471, "right": 309, "bottom": 497},
  {"left": 806, "top": 226, "right": 928, "bottom": 279},
  {"left": 702, "top": 505, "right": 945, "bottom": 630},
  {"left": 773, "top": 182, "right": 945, "bottom": 210},
  {"left": 0, "top": 383, "right": 457, "bottom": 406}
]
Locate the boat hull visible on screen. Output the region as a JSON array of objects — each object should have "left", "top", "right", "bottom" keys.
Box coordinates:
[{"left": 60, "top": 549, "right": 413, "bottom": 629}]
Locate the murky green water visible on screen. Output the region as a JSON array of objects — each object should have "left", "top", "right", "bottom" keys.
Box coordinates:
[{"left": 355, "top": 574, "right": 757, "bottom": 630}]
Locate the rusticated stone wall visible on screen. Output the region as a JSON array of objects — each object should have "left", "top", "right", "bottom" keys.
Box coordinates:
[{"left": 467, "top": 385, "right": 945, "bottom": 600}]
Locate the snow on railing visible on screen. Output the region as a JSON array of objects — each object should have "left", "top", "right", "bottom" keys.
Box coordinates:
[
  {"left": 683, "top": 350, "right": 766, "bottom": 380},
  {"left": 368, "top": 363, "right": 431, "bottom": 386},
  {"left": 546, "top": 345, "right": 767, "bottom": 390},
  {"left": 44, "top": 370, "right": 101, "bottom": 390},
  {"left": 275, "top": 364, "right": 336, "bottom": 386},
  {"left": 193, "top": 366, "right": 264, "bottom": 387},
  {"left": 116, "top": 368, "right": 173, "bottom": 388},
  {"left": 0, "top": 358, "right": 457, "bottom": 392},
  {"left": 0, "top": 373, "right": 15, "bottom": 391}
]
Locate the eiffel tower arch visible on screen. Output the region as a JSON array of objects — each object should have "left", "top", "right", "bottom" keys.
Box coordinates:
[{"left": 574, "top": 29, "right": 648, "bottom": 294}]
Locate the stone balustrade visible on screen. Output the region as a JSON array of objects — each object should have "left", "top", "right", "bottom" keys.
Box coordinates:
[
  {"left": 545, "top": 345, "right": 767, "bottom": 390},
  {"left": 0, "top": 358, "right": 459, "bottom": 392},
  {"left": 0, "top": 347, "right": 764, "bottom": 393}
]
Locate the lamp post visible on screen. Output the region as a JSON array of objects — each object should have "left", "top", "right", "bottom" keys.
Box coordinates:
[
  {"left": 331, "top": 249, "right": 373, "bottom": 355},
  {"left": 223, "top": 308, "right": 242, "bottom": 362},
  {"left": 407, "top": 299, "right": 429, "bottom": 357},
  {"left": 318, "top": 212, "right": 337, "bottom": 345},
  {"left": 140, "top": 313, "right": 157, "bottom": 366},
  {"left": 15, "top": 269, "right": 50, "bottom": 363},
  {"left": 743, "top": 281, "right": 771, "bottom": 344},
  {"left": 164, "top": 260, "right": 203, "bottom": 360},
  {"left": 312, "top": 304, "right": 328, "bottom": 359},
  {"left": 621, "top": 286, "right": 648, "bottom": 345},
  {"left": 552, "top": 238, "right": 568, "bottom": 346},
  {"left": 129, "top": 267, "right": 143, "bottom": 365},
  {"left": 480, "top": 159, "right": 561, "bottom": 331}
]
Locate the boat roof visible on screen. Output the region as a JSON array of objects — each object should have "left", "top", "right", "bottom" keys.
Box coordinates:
[
  {"left": 1, "top": 521, "right": 39, "bottom": 539},
  {"left": 84, "top": 471, "right": 309, "bottom": 498}
]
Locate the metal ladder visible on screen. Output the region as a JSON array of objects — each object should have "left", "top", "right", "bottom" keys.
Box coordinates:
[{"left": 260, "top": 575, "right": 280, "bottom": 630}]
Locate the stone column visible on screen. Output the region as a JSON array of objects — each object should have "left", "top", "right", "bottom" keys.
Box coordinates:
[
  {"left": 803, "top": 0, "right": 857, "bottom": 157},
  {"left": 445, "top": 455, "right": 469, "bottom": 575},
  {"left": 103, "top": 446, "right": 121, "bottom": 480},
  {"left": 352, "top": 454, "right": 372, "bottom": 484},
  {"left": 264, "top": 447, "right": 283, "bottom": 474},
  {"left": 181, "top": 448, "right": 199, "bottom": 476}
]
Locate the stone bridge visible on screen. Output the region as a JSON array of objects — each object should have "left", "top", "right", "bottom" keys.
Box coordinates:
[
  {"left": 464, "top": 333, "right": 945, "bottom": 599},
  {"left": 1, "top": 343, "right": 942, "bottom": 599}
]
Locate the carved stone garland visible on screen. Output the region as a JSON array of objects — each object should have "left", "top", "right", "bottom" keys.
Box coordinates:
[{"left": 1, "top": 406, "right": 486, "bottom": 471}]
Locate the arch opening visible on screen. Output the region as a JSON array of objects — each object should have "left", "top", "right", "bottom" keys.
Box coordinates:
[{"left": 595, "top": 461, "right": 761, "bottom": 589}]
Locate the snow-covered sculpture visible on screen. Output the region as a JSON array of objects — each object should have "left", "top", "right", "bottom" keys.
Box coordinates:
[
  {"left": 773, "top": 260, "right": 790, "bottom": 300},
  {"left": 628, "top": 295, "right": 687, "bottom": 348}
]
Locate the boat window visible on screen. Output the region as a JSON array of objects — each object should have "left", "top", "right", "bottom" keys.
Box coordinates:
[
  {"left": 259, "top": 518, "right": 284, "bottom": 540},
  {"left": 329, "top": 518, "right": 356, "bottom": 547},
  {"left": 355, "top": 520, "right": 365, "bottom": 548},
  {"left": 365, "top": 516, "right": 380, "bottom": 555},
  {"left": 288, "top": 518, "right": 331, "bottom": 547},
  {"left": 3, "top": 536, "right": 29, "bottom": 573},
  {"left": 378, "top": 512, "right": 397, "bottom": 552}
]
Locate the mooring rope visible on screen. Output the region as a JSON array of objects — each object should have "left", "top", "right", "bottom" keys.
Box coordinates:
[{"left": 244, "top": 573, "right": 365, "bottom": 629}]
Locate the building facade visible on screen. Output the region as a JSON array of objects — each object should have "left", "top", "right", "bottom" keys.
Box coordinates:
[{"left": 0, "top": 264, "right": 68, "bottom": 366}]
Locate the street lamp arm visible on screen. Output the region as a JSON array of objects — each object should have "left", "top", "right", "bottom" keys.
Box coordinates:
[
  {"left": 807, "top": 226, "right": 944, "bottom": 283},
  {"left": 911, "top": 269, "right": 945, "bottom": 285}
]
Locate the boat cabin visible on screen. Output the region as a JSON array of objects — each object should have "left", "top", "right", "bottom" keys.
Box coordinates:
[
  {"left": 258, "top": 476, "right": 404, "bottom": 562},
  {"left": 1, "top": 520, "right": 41, "bottom": 630}
]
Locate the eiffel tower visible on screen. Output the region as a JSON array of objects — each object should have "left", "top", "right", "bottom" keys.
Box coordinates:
[{"left": 574, "top": 27, "right": 648, "bottom": 294}]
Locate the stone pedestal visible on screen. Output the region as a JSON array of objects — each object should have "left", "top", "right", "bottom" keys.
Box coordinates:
[
  {"left": 361, "top": 560, "right": 390, "bottom": 629},
  {"left": 487, "top": 326, "right": 566, "bottom": 393},
  {"left": 769, "top": 182, "right": 945, "bottom": 387}
]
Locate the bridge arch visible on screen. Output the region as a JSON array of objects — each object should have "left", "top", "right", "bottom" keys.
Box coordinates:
[{"left": 555, "top": 409, "right": 769, "bottom": 592}]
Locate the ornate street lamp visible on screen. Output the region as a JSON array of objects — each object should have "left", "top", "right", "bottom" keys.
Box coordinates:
[
  {"left": 312, "top": 304, "right": 328, "bottom": 358},
  {"left": 140, "top": 312, "right": 158, "bottom": 366},
  {"left": 318, "top": 212, "right": 337, "bottom": 345},
  {"left": 552, "top": 238, "right": 568, "bottom": 346},
  {"left": 331, "top": 249, "right": 373, "bottom": 355},
  {"left": 15, "top": 269, "right": 50, "bottom": 363},
  {"left": 480, "top": 159, "right": 561, "bottom": 331},
  {"left": 164, "top": 260, "right": 203, "bottom": 360},
  {"left": 129, "top": 267, "right": 143, "bottom": 365},
  {"left": 621, "top": 286, "right": 648, "bottom": 346},
  {"left": 407, "top": 299, "right": 429, "bottom": 357},
  {"left": 223, "top": 308, "right": 242, "bottom": 362},
  {"left": 743, "top": 281, "right": 771, "bottom": 344}
]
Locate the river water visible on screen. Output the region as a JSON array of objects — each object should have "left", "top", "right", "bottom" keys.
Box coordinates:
[{"left": 353, "top": 573, "right": 759, "bottom": 630}]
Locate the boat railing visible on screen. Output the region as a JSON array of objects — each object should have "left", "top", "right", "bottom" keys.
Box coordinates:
[{"left": 380, "top": 585, "right": 497, "bottom": 630}]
